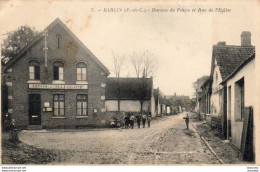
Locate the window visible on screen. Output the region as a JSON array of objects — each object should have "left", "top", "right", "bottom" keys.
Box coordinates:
[
  {"left": 77, "top": 95, "right": 88, "bottom": 116},
  {"left": 235, "top": 78, "right": 244, "bottom": 121},
  {"left": 28, "top": 60, "right": 40, "bottom": 80},
  {"left": 53, "top": 61, "right": 64, "bottom": 80},
  {"left": 57, "top": 35, "right": 62, "bottom": 49},
  {"left": 53, "top": 95, "right": 65, "bottom": 116},
  {"left": 76, "top": 62, "right": 87, "bottom": 81}
]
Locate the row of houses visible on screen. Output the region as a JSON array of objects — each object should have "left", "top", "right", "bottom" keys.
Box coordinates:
[
  {"left": 196, "top": 31, "right": 255, "bottom": 161},
  {"left": 1, "top": 18, "right": 187, "bottom": 130}
]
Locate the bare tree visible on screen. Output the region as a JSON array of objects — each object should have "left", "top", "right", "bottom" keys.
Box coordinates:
[
  {"left": 142, "top": 51, "right": 157, "bottom": 78},
  {"left": 130, "top": 51, "right": 157, "bottom": 114},
  {"left": 111, "top": 51, "right": 125, "bottom": 112},
  {"left": 112, "top": 51, "right": 125, "bottom": 78},
  {"left": 130, "top": 52, "right": 143, "bottom": 78},
  {"left": 130, "top": 51, "right": 157, "bottom": 78}
]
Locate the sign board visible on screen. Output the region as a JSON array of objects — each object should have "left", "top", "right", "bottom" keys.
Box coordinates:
[
  {"left": 43, "top": 107, "right": 53, "bottom": 112},
  {"left": 44, "top": 102, "right": 50, "bottom": 107},
  {"left": 29, "top": 84, "right": 88, "bottom": 90}
]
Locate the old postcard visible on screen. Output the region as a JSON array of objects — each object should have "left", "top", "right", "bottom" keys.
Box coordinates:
[{"left": 0, "top": 0, "right": 259, "bottom": 169}]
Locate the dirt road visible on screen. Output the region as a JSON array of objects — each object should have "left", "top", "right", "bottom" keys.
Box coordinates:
[{"left": 19, "top": 113, "right": 219, "bottom": 164}]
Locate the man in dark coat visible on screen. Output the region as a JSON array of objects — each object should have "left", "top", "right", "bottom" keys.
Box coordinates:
[
  {"left": 147, "top": 113, "right": 151, "bottom": 128},
  {"left": 124, "top": 115, "right": 128, "bottom": 128},
  {"left": 136, "top": 114, "right": 141, "bottom": 128},
  {"left": 142, "top": 114, "right": 147, "bottom": 128},
  {"left": 125, "top": 114, "right": 130, "bottom": 128},
  {"left": 130, "top": 114, "right": 135, "bottom": 129}
]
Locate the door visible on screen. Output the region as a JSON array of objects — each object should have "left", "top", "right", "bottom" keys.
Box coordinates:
[
  {"left": 223, "top": 86, "right": 227, "bottom": 138},
  {"left": 28, "top": 94, "right": 41, "bottom": 125}
]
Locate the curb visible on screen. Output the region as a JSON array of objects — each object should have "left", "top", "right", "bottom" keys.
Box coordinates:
[{"left": 190, "top": 121, "right": 224, "bottom": 164}]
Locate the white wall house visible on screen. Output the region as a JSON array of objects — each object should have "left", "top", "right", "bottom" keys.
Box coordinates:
[
  {"left": 209, "top": 31, "right": 255, "bottom": 157},
  {"left": 225, "top": 56, "right": 255, "bottom": 149},
  {"left": 208, "top": 35, "right": 255, "bottom": 135},
  {"left": 105, "top": 77, "right": 156, "bottom": 117},
  {"left": 105, "top": 100, "right": 151, "bottom": 112},
  {"left": 211, "top": 58, "right": 224, "bottom": 119}
]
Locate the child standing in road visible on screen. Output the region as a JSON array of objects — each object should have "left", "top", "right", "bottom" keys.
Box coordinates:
[{"left": 183, "top": 113, "right": 189, "bottom": 129}]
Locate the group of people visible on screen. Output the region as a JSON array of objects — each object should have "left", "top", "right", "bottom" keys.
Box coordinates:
[{"left": 124, "top": 113, "right": 152, "bottom": 129}]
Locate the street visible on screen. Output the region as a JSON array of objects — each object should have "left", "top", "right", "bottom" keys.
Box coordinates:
[{"left": 19, "top": 113, "right": 219, "bottom": 164}]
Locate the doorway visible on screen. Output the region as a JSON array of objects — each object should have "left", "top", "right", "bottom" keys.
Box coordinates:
[{"left": 28, "top": 94, "right": 41, "bottom": 125}]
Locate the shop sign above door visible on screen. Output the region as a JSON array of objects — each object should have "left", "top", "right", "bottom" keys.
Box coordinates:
[{"left": 29, "top": 84, "right": 88, "bottom": 90}]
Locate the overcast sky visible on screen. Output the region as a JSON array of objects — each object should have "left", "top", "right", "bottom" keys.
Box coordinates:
[{"left": 0, "top": 1, "right": 258, "bottom": 98}]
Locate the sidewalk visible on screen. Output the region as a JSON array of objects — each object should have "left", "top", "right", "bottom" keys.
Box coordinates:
[{"left": 189, "top": 113, "right": 249, "bottom": 164}]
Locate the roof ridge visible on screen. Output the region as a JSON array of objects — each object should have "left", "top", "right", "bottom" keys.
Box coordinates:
[{"left": 4, "top": 18, "right": 110, "bottom": 74}]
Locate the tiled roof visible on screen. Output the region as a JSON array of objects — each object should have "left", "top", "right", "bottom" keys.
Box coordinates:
[
  {"left": 158, "top": 94, "right": 169, "bottom": 105},
  {"left": 213, "top": 45, "right": 255, "bottom": 81},
  {"left": 221, "top": 53, "right": 255, "bottom": 84},
  {"left": 105, "top": 77, "right": 152, "bottom": 100},
  {"left": 4, "top": 18, "right": 110, "bottom": 74}
]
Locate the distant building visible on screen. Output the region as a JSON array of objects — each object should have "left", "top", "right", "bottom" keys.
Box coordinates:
[
  {"left": 200, "top": 78, "right": 212, "bottom": 123},
  {"left": 105, "top": 77, "right": 155, "bottom": 117},
  {"left": 153, "top": 88, "right": 173, "bottom": 116},
  {"left": 167, "top": 93, "right": 190, "bottom": 113}
]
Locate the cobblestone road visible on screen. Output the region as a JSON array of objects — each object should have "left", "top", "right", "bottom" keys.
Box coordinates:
[{"left": 19, "top": 112, "right": 219, "bottom": 164}]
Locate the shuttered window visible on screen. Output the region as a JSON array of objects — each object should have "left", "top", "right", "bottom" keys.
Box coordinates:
[
  {"left": 53, "top": 61, "right": 64, "bottom": 81},
  {"left": 29, "top": 60, "right": 40, "bottom": 80}
]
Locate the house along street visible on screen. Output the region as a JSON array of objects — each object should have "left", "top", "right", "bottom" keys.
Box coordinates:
[{"left": 19, "top": 112, "right": 219, "bottom": 164}]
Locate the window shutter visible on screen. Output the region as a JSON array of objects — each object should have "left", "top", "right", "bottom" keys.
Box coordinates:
[
  {"left": 35, "top": 66, "right": 40, "bottom": 80},
  {"left": 54, "top": 66, "right": 59, "bottom": 80}
]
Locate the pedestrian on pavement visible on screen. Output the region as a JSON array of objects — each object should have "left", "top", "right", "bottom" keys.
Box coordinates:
[
  {"left": 183, "top": 113, "right": 190, "bottom": 129},
  {"left": 136, "top": 114, "right": 141, "bottom": 128},
  {"left": 142, "top": 113, "right": 147, "bottom": 128},
  {"left": 130, "top": 114, "right": 135, "bottom": 129},
  {"left": 147, "top": 113, "right": 151, "bottom": 128}
]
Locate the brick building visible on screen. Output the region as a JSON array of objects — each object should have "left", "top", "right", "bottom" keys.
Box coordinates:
[{"left": 2, "top": 18, "right": 110, "bottom": 129}]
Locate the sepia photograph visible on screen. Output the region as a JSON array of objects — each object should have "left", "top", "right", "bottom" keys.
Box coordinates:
[{"left": 0, "top": 0, "right": 259, "bottom": 168}]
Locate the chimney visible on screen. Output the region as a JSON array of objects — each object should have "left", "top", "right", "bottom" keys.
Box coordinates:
[
  {"left": 241, "top": 31, "right": 251, "bottom": 46},
  {"left": 217, "top": 42, "right": 226, "bottom": 46}
]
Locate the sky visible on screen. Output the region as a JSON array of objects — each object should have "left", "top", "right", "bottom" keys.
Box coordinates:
[{"left": 0, "top": 0, "right": 259, "bottom": 98}]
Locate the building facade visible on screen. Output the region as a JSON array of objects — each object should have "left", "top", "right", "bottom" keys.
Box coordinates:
[
  {"left": 105, "top": 77, "right": 155, "bottom": 118},
  {"left": 224, "top": 55, "right": 255, "bottom": 150},
  {"left": 207, "top": 34, "right": 255, "bottom": 135},
  {"left": 2, "top": 18, "right": 110, "bottom": 129}
]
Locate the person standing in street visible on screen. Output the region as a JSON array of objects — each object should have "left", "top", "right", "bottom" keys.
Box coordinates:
[
  {"left": 147, "top": 113, "right": 151, "bottom": 128},
  {"left": 130, "top": 114, "right": 135, "bottom": 129},
  {"left": 142, "top": 113, "right": 147, "bottom": 128},
  {"left": 136, "top": 114, "right": 141, "bottom": 128},
  {"left": 183, "top": 113, "right": 190, "bottom": 129},
  {"left": 124, "top": 114, "right": 130, "bottom": 129}
]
